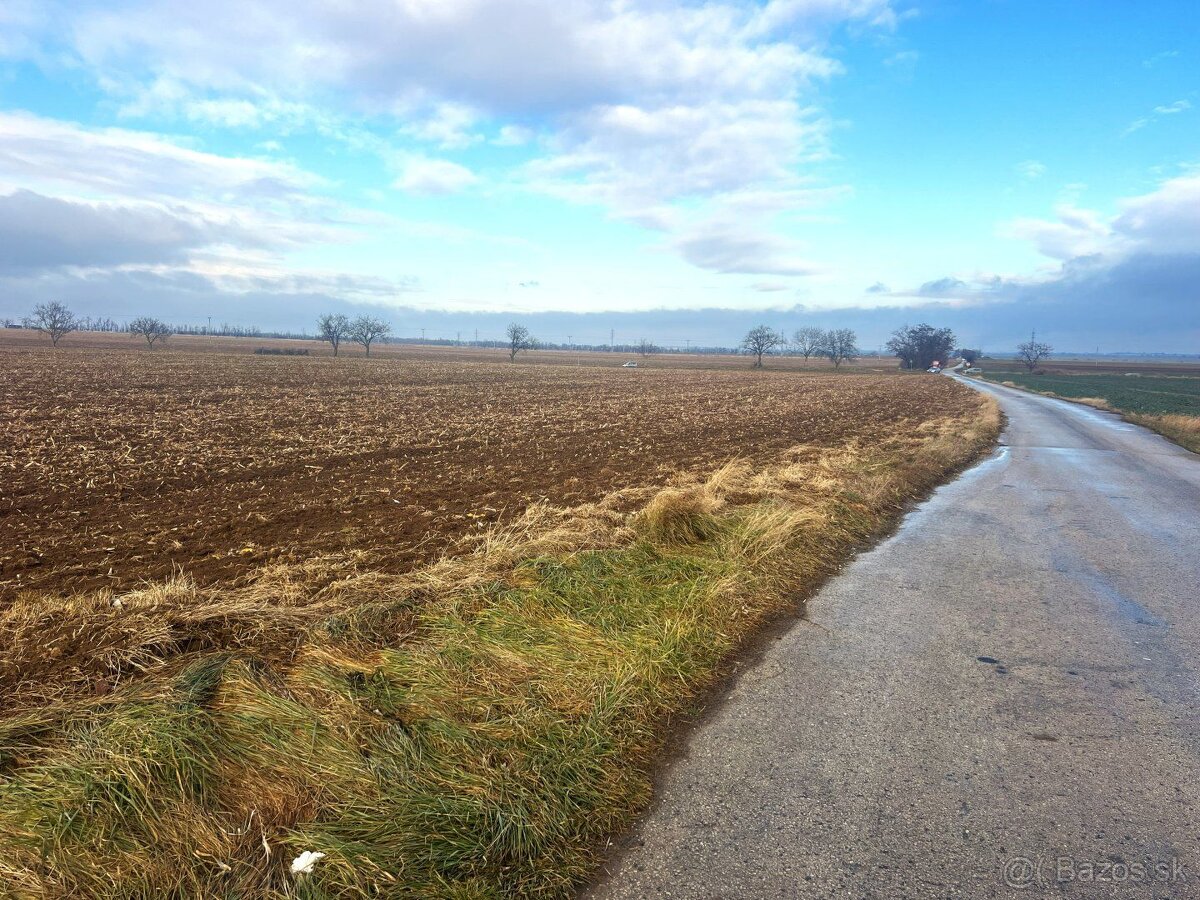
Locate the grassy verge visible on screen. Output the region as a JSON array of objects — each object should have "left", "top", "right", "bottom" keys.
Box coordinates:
[
  {"left": 981, "top": 371, "right": 1200, "bottom": 453},
  {"left": 0, "top": 397, "right": 998, "bottom": 899}
]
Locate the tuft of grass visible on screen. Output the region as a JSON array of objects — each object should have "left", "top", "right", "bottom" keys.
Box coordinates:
[{"left": 0, "top": 394, "right": 999, "bottom": 898}]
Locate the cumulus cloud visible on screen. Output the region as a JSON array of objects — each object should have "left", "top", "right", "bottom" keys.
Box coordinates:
[
  {"left": 392, "top": 156, "right": 479, "bottom": 195},
  {"left": 2, "top": 0, "right": 894, "bottom": 277},
  {"left": 885, "top": 174, "right": 1200, "bottom": 349},
  {"left": 1016, "top": 159, "right": 1046, "bottom": 181},
  {"left": 493, "top": 125, "right": 535, "bottom": 147},
  {"left": 0, "top": 111, "right": 433, "bottom": 311},
  {"left": 914, "top": 276, "right": 970, "bottom": 298},
  {"left": 0, "top": 111, "right": 323, "bottom": 208},
  {"left": 526, "top": 100, "right": 831, "bottom": 209},
  {"left": 1004, "top": 174, "right": 1200, "bottom": 261},
  {"left": 0, "top": 190, "right": 260, "bottom": 272},
  {"left": 671, "top": 224, "right": 823, "bottom": 276},
  {"left": 865, "top": 281, "right": 890, "bottom": 293},
  {"left": 1003, "top": 205, "right": 1112, "bottom": 260},
  {"left": 399, "top": 102, "right": 482, "bottom": 149},
  {"left": 57, "top": 0, "right": 866, "bottom": 116}
]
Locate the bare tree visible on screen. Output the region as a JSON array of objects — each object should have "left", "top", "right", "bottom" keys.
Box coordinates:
[
  {"left": 741, "top": 325, "right": 786, "bottom": 368},
  {"left": 349, "top": 316, "right": 390, "bottom": 356},
  {"left": 792, "top": 326, "right": 825, "bottom": 360},
  {"left": 506, "top": 323, "right": 535, "bottom": 361},
  {"left": 317, "top": 313, "right": 351, "bottom": 356},
  {"left": 820, "top": 328, "right": 860, "bottom": 368},
  {"left": 0, "top": 318, "right": 14, "bottom": 328},
  {"left": 24, "top": 301, "right": 78, "bottom": 347},
  {"left": 636, "top": 338, "right": 658, "bottom": 357},
  {"left": 128, "top": 316, "right": 172, "bottom": 348},
  {"left": 1016, "top": 333, "right": 1053, "bottom": 372}
]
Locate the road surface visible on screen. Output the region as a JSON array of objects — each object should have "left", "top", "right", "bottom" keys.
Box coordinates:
[{"left": 589, "top": 378, "right": 1200, "bottom": 899}]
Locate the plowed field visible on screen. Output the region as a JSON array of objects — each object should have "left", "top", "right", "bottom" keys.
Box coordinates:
[{"left": 1, "top": 335, "right": 976, "bottom": 599}]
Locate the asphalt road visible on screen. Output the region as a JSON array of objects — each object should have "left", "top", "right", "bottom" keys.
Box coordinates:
[{"left": 589, "top": 378, "right": 1200, "bottom": 899}]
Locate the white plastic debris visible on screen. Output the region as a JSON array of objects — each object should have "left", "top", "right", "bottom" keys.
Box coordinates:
[
  {"left": 111, "top": 598, "right": 124, "bottom": 609},
  {"left": 290, "top": 850, "right": 326, "bottom": 876}
]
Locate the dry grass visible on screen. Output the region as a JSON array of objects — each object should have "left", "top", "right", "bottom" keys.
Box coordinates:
[
  {"left": 1130, "top": 413, "right": 1200, "bottom": 453},
  {"left": 0, "top": 383, "right": 998, "bottom": 899}
]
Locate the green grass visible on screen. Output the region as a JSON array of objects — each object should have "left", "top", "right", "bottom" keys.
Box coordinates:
[{"left": 0, "top": 406, "right": 999, "bottom": 898}]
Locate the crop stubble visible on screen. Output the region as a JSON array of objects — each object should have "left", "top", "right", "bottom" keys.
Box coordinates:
[{"left": 1, "top": 342, "right": 974, "bottom": 600}]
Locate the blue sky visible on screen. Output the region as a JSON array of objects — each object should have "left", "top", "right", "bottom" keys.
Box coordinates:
[{"left": 0, "top": 0, "right": 1197, "bottom": 350}]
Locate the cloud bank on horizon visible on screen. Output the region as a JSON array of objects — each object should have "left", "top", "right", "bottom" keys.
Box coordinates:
[{"left": 0, "top": 0, "right": 1196, "bottom": 350}]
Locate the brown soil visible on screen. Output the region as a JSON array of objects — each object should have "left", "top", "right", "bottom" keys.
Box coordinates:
[{"left": 1, "top": 331, "right": 973, "bottom": 600}]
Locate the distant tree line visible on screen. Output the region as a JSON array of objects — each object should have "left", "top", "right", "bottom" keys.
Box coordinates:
[{"left": 7, "top": 301, "right": 1055, "bottom": 372}]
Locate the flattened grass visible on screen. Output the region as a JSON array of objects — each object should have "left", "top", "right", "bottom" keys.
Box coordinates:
[{"left": 0, "top": 397, "right": 998, "bottom": 898}]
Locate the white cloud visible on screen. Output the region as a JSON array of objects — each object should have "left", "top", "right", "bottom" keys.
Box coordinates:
[
  {"left": 0, "top": 110, "right": 323, "bottom": 207},
  {"left": 1015, "top": 159, "right": 1046, "bottom": 181},
  {"left": 1113, "top": 173, "right": 1200, "bottom": 255},
  {"left": 1003, "top": 205, "right": 1113, "bottom": 260},
  {"left": 883, "top": 50, "right": 918, "bottom": 67},
  {"left": 1153, "top": 99, "right": 1191, "bottom": 115},
  {"left": 399, "top": 102, "right": 482, "bottom": 149},
  {"left": 527, "top": 100, "right": 831, "bottom": 209},
  {"left": 392, "top": 156, "right": 479, "bottom": 195},
  {"left": 1004, "top": 174, "right": 1200, "bottom": 261},
  {"left": 0, "top": 111, "right": 433, "bottom": 306},
  {"left": 1124, "top": 99, "right": 1191, "bottom": 135},
  {"left": 0, "top": 1, "right": 45, "bottom": 60},
  {"left": 7, "top": 0, "right": 895, "bottom": 277},
  {"left": 1142, "top": 50, "right": 1179, "bottom": 68},
  {"left": 494, "top": 125, "right": 535, "bottom": 147},
  {"left": 0, "top": 189, "right": 259, "bottom": 272},
  {"left": 670, "top": 223, "right": 823, "bottom": 276},
  {"left": 60, "top": 0, "right": 864, "bottom": 116}
]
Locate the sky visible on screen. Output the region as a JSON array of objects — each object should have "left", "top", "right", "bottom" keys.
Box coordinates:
[{"left": 0, "top": 0, "right": 1197, "bottom": 351}]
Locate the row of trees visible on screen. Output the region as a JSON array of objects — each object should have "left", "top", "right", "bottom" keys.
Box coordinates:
[
  {"left": 12, "top": 302, "right": 1055, "bottom": 371},
  {"left": 740, "top": 325, "right": 861, "bottom": 368},
  {"left": 13, "top": 302, "right": 260, "bottom": 348},
  {"left": 318, "top": 315, "right": 539, "bottom": 361},
  {"left": 315, "top": 314, "right": 392, "bottom": 356},
  {"left": 737, "top": 323, "right": 1053, "bottom": 372}
]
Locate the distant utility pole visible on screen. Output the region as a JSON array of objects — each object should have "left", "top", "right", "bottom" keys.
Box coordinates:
[
  {"left": 685, "top": 339, "right": 690, "bottom": 353},
  {"left": 421, "top": 327, "right": 426, "bottom": 341},
  {"left": 474, "top": 328, "right": 479, "bottom": 344},
  {"left": 456, "top": 331, "right": 461, "bottom": 344},
  {"left": 610, "top": 328, "right": 615, "bottom": 350},
  {"left": 567, "top": 334, "right": 572, "bottom": 347}
]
